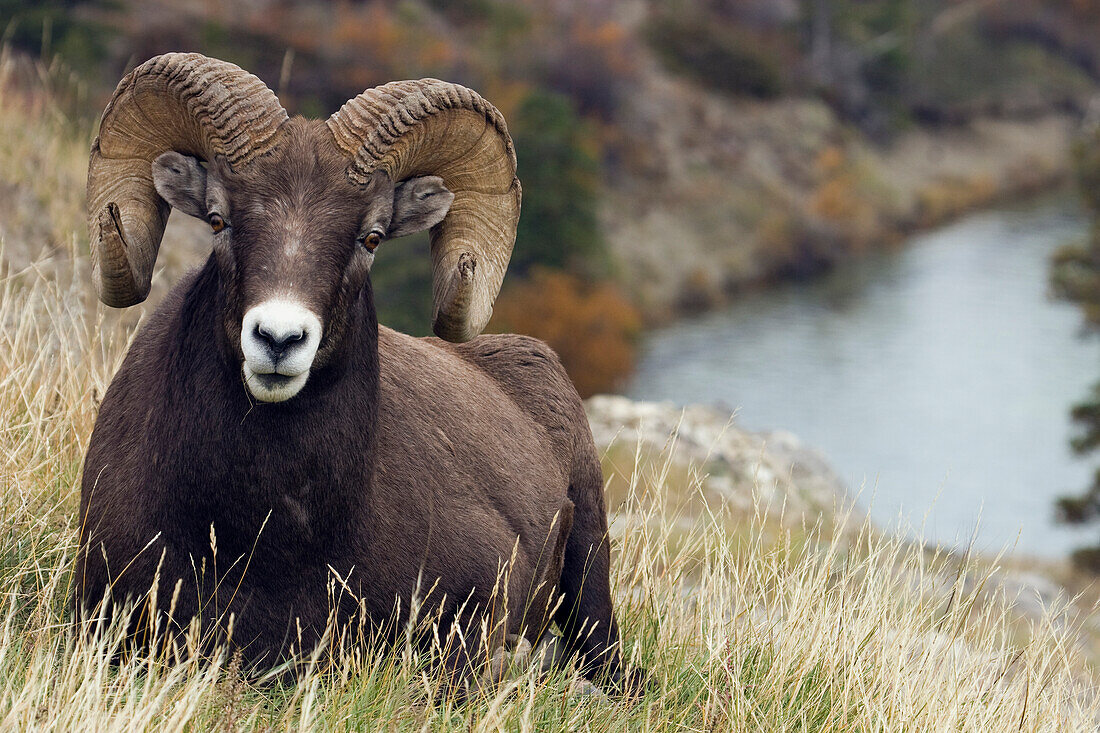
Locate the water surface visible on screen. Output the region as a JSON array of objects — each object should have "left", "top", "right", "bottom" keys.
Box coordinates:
[{"left": 628, "top": 199, "right": 1100, "bottom": 558}]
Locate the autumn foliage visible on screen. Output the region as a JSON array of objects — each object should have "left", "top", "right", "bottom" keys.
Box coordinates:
[{"left": 489, "top": 268, "right": 641, "bottom": 398}]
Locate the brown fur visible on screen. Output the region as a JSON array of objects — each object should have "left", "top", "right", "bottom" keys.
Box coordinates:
[{"left": 74, "top": 118, "right": 639, "bottom": 692}]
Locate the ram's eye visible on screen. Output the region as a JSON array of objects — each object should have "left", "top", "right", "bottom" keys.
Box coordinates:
[
  {"left": 359, "top": 231, "right": 382, "bottom": 251},
  {"left": 208, "top": 213, "right": 226, "bottom": 233}
]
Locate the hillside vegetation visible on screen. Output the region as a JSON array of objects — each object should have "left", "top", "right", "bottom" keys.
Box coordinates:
[
  {"left": 0, "top": 53, "right": 1099, "bottom": 731},
  {"left": 4, "top": 0, "right": 1100, "bottom": 394}
]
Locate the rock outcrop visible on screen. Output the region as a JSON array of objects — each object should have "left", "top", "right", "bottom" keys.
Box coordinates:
[{"left": 586, "top": 394, "right": 851, "bottom": 521}]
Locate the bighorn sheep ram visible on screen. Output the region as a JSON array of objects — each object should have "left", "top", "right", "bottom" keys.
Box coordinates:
[{"left": 75, "top": 53, "right": 639, "bottom": 692}]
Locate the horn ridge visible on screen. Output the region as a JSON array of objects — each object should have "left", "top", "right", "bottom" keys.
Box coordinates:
[
  {"left": 87, "top": 53, "right": 288, "bottom": 307},
  {"left": 327, "top": 78, "right": 521, "bottom": 342}
]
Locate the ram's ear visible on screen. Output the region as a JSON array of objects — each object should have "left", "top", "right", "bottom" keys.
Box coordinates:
[
  {"left": 151, "top": 151, "right": 208, "bottom": 219},
  {"left": 389, "top": 176, "right": 454, "bottom": 239}
]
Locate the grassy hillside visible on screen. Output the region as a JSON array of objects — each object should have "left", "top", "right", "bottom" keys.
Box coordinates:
[
  {"left": 2, "top": 260, "right": 1098, "bottom": 729},
  {"left": 0, "top": 52, "right": 1098, "bottom": 731}
]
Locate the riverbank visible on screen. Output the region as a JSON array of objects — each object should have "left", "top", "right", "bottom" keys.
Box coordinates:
[
  {"left": 587, "top": 394, "right": 850, "bottom": 523},
  {"left": 602, "top": 76, "right": 1077, "bottom": 321},
  {"left": 625, "top": 198, "right": 1099, "bottom": 559},
  {"left": 585, "top": 395, "right": 1100, "bottom": 675}
]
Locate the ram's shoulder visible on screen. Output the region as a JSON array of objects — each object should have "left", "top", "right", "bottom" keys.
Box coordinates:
[
  {"left": 380, "top": 328, "right": 580, "bottom": 415},
  {"left": 458, "top": 333, "right": 566, "bottom": 371},
  {"left": 380, "top": 328, "right": 559, "bottom": 373},
  {"left": 451, "top": 333, "right": 584, "bottom": 431},
  {"left": 450, "top": 333, "right": 571, "bottom": 384}
]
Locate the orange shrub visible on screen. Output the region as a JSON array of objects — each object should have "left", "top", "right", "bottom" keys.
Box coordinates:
[
  {"left": 809, "top": 145, "right": 878, "bottom": 250},
  {"left": 489, "top": 268, "right": 641, "bottom": 398}
]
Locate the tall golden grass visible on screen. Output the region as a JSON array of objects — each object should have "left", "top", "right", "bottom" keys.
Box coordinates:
[
  {"left": 0, "top": 49, "right": 1097, "bottom": 731},
  {"left": 0, "top": 246, "right": 1096, "bottom": 729}
]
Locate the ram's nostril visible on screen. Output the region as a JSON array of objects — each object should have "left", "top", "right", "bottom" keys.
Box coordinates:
[
  {"left": 241, "top": 301, "right": 322, "bottom": 375},
  {"left": 253, "top": 322, "right": 306, "bottom": 359}
]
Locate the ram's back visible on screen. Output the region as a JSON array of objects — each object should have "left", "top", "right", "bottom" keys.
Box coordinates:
[
  {"left": 371, "top": 327, "right": 583, "bottom": 603},
  {"left": 378, "top": 326, "right": 584, "bottom": 464}
]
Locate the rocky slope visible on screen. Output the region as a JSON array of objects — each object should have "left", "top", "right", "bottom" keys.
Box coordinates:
[
  {"left": 586, "top": 394, "right": 849, "bottom": 521},
  {"left": 603, "top": 63, "right": 1076, "bottom": 319}
]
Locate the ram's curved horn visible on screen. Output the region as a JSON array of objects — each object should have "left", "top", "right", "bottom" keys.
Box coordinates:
[
  {"left": 87, "top": 53, "right": 288, "bottom": 307},
  {"left": 327, "top": 80, "right": 521, "bottom": 342}
]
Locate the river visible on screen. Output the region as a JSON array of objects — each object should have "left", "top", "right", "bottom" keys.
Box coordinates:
[{"left": 627, "top": 198, "right": 1100, "bottom": 558}]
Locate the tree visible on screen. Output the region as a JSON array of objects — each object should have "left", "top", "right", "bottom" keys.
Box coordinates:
[
  {"left": 509, "top": 89, "right": 607, "bottom": 277},
  {"left": 489, "top": 268, "right": 640, "bottom": 398},
  {"left": 1052, "top": 125, "right": 1100, "bottom": 572}
]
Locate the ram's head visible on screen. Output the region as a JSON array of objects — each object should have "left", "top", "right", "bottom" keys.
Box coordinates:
[{"left": 87, "top": 54, "right": 520, "bottom": 402}]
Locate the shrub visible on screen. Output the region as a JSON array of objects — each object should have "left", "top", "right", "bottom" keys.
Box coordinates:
[
  {"left": 370, "top": 232, "right": 435, "bottom": 337},
  {"left": 489, "top": 268, "right": 641, "bottom": 398},
  {"left": 534, "top": 16, "right": 638, "bottom": 121},
  {"left": 0, "top": 0, "right": 115, "bottom": 72},
  {"left": 645, "top": 4, "right": 786, "bottom": 99}
]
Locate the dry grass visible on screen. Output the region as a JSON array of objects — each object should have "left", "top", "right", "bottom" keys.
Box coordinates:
[
  {"left": 0, "top": 252, "right": 1098, "bottom": 730},
  {"left": 0, "top": 50, "right": 1097, "bottom": 732},
  {"left": 0, "top": 50, "right": 92, "bottom": 277}
]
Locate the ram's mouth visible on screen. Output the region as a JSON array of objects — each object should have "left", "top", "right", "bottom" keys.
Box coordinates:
[
  {"left": 254, "top": 372, "right": 296, "bottom": 389},
  {"left": 242, "top": 363, "right": 310, "bottom": 403}
]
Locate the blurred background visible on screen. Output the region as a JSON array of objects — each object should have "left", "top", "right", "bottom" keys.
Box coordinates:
[{"left": 4, "top": 0, "right": 1100, "bottom": 568}]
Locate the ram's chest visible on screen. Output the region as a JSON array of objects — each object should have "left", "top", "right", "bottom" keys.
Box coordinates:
[
  {"left": 228, "top": 452, "right": 316, "bottom": 537},
  {"left": 164, "top": 409, "right": 368, "bottom": 568}
]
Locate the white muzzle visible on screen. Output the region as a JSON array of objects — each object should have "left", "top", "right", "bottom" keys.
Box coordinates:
[{"left": 240, "top": 299, "right": 322, "bottom": 402}]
